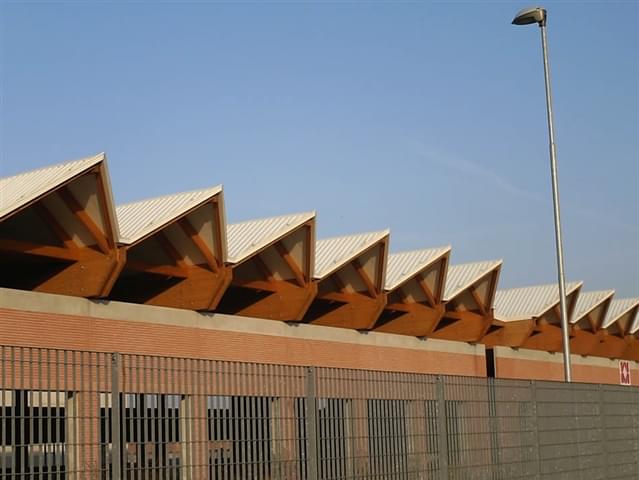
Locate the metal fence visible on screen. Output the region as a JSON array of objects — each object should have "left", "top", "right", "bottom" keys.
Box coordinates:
[{"left": 0, "top": 345, "right": 638, "bottom": 479}]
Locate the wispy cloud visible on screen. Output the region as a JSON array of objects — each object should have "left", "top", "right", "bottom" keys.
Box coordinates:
[
  {"left": 414, "top": 142, "right": 639, "bottom": 234},
  {"left": 416, "top": 143, "right": 541, "bottom": 201}
]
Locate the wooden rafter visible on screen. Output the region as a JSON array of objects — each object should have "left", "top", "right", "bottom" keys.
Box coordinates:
[
  {"left": 253, "top": 254, "right": 275, "bottom": 282},
  {"left": 469, "top": 285, "right": 487, "bottom": 316},
  {"left": 230, "top": 279, "right": 280, "bottom": 293},
  {"left": 435, "top": 257, "right": 448, "bottom": 300},
  {"left": 274, "top": 241, "right": 306, "bottom": 287},
  {"left": 430, "top": 309, "right": 491, "bottom": 343},
  {"left": 416, "top": 275, "right": 436, "bottom": 308},
  {"left": 126, "top": 260, "right": 189, "bottom": 279},
  {"left": 178, "top": 217, "right": 219, "bottom": 273},
  {"left": 0, "top": 238, "right": 79, "bottom": 261},
  {"left": 553, "top": 304, "right": 563, "bottom": 323},
  {"left": 155, "top": 231, "right": 186, "bottom": 267},
  {"left": 375, "top": 301, "right": 445, "bottom": 337},
  {"left": 211, "top": 200, "right": 225, "bottom": 262},
  {"left": 304, "top": 225, "right": 313, "bottom": 283},
  {"left": 396, "top": 286, "right": 410, "bottom": 303},
  {"left": 217, "top": 280, "right": 317, "bottom": 321},
  {"left": 376, "top": 240, "right": 387, "bottom": 292},
  {"left": 351, "top": 259, "right": 377, "bottom": 298},
  {"left": 330, "top": 272, "right": 347, "bottom": 293},
  {"left": 306, "top": 289, "right": 387, "bottom": 330},
  {"left": 57, "top": 187, "right": 110, "bottom": 254},
  {"left": 92, "top": 169, "right": 116, "bottom": 249},
  {"left": 587, "top": 312, "right": 599, "bottom": 332},
  {"left": 33, "top": 202, "right": 77, "bottom": 251}
]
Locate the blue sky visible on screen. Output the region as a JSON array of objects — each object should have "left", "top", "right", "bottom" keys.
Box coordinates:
[{"left": 1, "top": 1, "right": 637, "bottom": 296}]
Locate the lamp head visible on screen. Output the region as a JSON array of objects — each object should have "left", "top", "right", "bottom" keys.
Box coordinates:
[{"left": 512, "top": 6, "right": 547, "bottom": 26}]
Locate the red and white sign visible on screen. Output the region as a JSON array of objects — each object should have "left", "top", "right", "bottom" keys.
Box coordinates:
[{"left": 619, "top": 360, "right": 631, "bottom": 386}]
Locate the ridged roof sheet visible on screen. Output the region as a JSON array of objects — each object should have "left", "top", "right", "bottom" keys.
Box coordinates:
[
  {"left": 314, "top": 230, "right": 389, "bottom": 280},
  {"left": 631, "top": 310, "right": 639, "bottom": 335},
  {"left": 570, "top": 290, "right": 615, "bottom": 325},
  {"left": 226, "top": 211, "right": 315, "bottom": 265},
  {"left": 444, "top": 259, "right": 503, "bottom": 302},
  {"left": 385, "top": 246, "right": 450, "bottom": 291},
  {"left": 0, "top": 153, "right": 104, "bottom": 219},
  {"left": 602, "top": 298, "right": 639, "bottom": 330},
  {"left": 494, "top": 281, "right": 583, "bottom": 322},
  {"left": 117, "top": 186, "right": 223, "bottom": 245}
]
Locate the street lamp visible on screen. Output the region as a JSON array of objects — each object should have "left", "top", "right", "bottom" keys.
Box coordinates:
[{"left": 512, "top": 6, "right": 572, "bottom": 382}]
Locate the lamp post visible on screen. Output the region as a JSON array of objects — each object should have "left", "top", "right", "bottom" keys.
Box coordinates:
[{"left": 512, "top": 6, "right": 572, "bottom": 382}]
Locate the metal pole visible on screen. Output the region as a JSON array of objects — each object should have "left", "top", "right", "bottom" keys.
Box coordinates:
[{"left": 539, "top": 21, "right": 572, "bottom": 382}]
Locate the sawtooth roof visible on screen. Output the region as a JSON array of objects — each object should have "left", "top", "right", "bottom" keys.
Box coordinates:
[
  {"left": 314, "top": 230, "right": 389, "bottom": 280},
  {"left": 494, "top": 281, "right": 583, "bottom": 322},
  {"left": 385, "top": 246, "right": 450, "bottom": 292}
]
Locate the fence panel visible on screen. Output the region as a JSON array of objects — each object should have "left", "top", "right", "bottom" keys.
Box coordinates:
[{"left": 1, "top": 345, "right": 638, "bottom": 480}]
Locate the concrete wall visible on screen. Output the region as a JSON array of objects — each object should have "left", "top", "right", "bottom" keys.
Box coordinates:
[
  {"left": 0, "top": 288, "right": 486, "bottom": 377},
  {"left": 492, "top": 345, "right": 638, "bottom": 386}
]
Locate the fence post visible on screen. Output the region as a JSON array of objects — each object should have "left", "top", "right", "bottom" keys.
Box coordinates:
[
  {"left": 435, "top": 375, "right": 448, "bottom": 480},
  {"left": 111, "top": 353, "right": 121, "bottom": 480},
  {"left": 305, "top": 366, "right": 318, "bottom": 480},
  {"left": 530, "top": 380, "right": 541, "bottom": 480}
]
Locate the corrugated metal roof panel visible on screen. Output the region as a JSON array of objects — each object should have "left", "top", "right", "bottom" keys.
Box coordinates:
[
  {"left": 602, "top": 298, "right": 639, "bottom": 329},
  {"left": 314, "top": 230, "right": 389, "bottom": 280},
  {"left": 570, "top": 290, "right": 615, "bottom": 324},
  {"left": 226, "top": 211, "right": 315, "bottom": 265},
  {"left": 444, "top": 260, "right": 503, "bottom": 301},
  {"left": 0, "top": 153, "right": 104, "bottom": 219},
  {"left": 385, "top": 246, "right": 451, "bottom": 291},
  {"left": 494, "top": 281, "right": 583, "bottom": 322},
  {"left": 631, "top": 310, "right": 639, "bottom": 335},
  {"left": 117, "top": 186, "right": 222, "bottom": 245}
]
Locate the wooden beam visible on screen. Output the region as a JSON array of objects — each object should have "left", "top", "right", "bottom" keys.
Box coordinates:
[
  {"left": 481, "top": 319, "right": 535, "bottom": 347},
  {"left": 430, "top": 310, "right": 492, "bottom": 343},
  {"left": 178, "top": 217, "right": 219, "bottom": 272},
  {"left": 306, "top": 291, "right": 387, "bottom": 330},
  {"left": 469, "top": 285, "right": 487, "bottom": 316},
  {"left": 374, "top": 302, "right": 445, "bottom": 337},
  {"left": 416, "top": 275, "right": 436, "bottom": 308},
  {"left": 521, "top": 323, "right": 563, "bottom": 352},
  {"left": 217, "top": 281, "right": 318, "bottom": 321},
  {"left": 93, "top": 169, "right": 116, "bottom": 249},
  {"left": 126, "top": 260, "right": 189, "bottom": 279},
  {"left": 304, "top": 225, "right": 313, "bottom": 284},
  {"left": 352, "top": 259, "right": 377, "bottom": 298},
  {"left": 110, "top": 263, "right": 233, "bottom": 311},
  {"left": 317, "top": 290, "right": 360, "bottom": 304},
  {"left": 553, "top": 304, "right": 563, "bottom": 323},
  {"left": 376, "top": 240, "right": 387, "bottom": 292},
  {"left": 0, "top": 238, "right": 79, "bottom": 261},
  {"left": 395, "top": 286, "right": 410, "bottom": 303},
  {"left": 274, "top": 241, "right": 306, "bottom": 287},
  {"left": 155, "top": 231, "right": 187, "bottom": 267},
  {"left": 570, "top": 328, "right": 600, "bottom": 356},
  {"left": 33, "top": 202, "right": 77, "bottom": 250},
  {"left": 330, "top": 272, "right": 347, "bottom": 293},
  {"left": 211, "top": 200, "right": 225, "bottom": 262},
  {"left": 253, "top": 254, "right": 275, "bottom": 282},
  {"left": 57, "top": 187, "right": 111, "bottom": 254},
  {"left": 230, "top": 278, "right": 280, "bottom": 293},
  {"left": 435, "top": 257, "right": 448, "bottom": 301}
]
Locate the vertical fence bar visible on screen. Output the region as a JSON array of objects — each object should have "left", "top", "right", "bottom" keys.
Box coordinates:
[
  {"left": 305, "top": 367, "right": 318, "bottom": 480},
  {"left": 598, "top": 383, "right": 608, "bottom": 478},
  {"left": 111, "top": 353, "right": 121, "bottom": 480},
  {"left": 435, "top": 375, "right": 448, "bottom": 480},
  {"left": 530, "top": 380, "right": 541, "bottom": 480}
]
